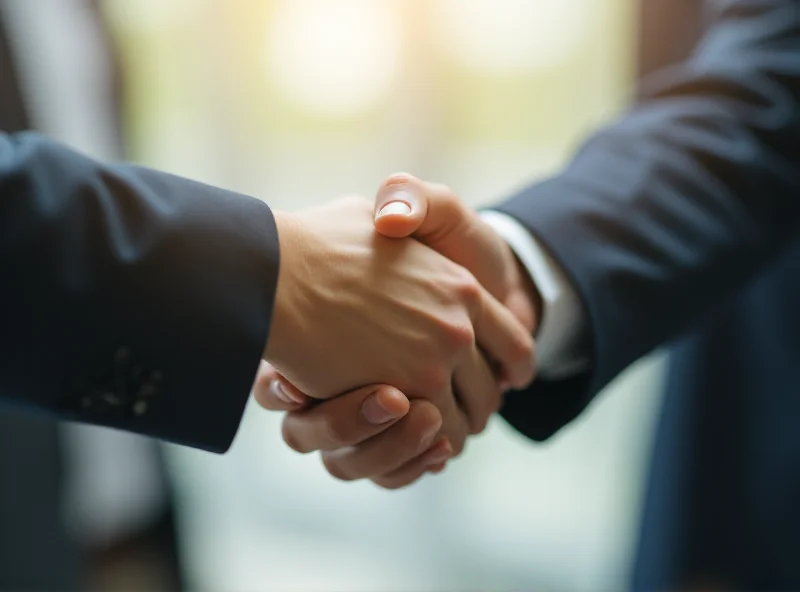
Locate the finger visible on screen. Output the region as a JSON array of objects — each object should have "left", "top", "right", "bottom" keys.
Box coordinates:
[
  {"left": 427, "top": 462, "right": 447, "bottom": 475},
  {"left": 282, "top": 385, "right": 410, "bottom": 453},
  {"left": 252, "top": 361, "right": 311, "bottom": 411},
  {"left": 319, "top": 400, "right": 443, "bottom": 480},
  {"left": 371, "top": 437, "right": 454, "bottom": 490},
  {"left": 373, "top": 173, "right": 429, "bottom": 238},
  {"left": 374, "top": 173, "right": 469, "bottom": 243},
  {"left": 375, "top": 173, "right": 510, "bottom": 297},
  {"left": 432, "top": 380, "right": 471, "bottom": 455},
  {"left": 453, "top": 345, "right": 503, "bottom": 435},
  {"left": 471, "top": 284, "right": 537, "bottom": 389}
]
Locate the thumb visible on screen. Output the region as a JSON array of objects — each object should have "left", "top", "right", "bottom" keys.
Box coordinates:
[
  {"left": 373, "top": 173, "right": 429, "bottom": 238},
  {"left": 374, "top": 173, "right": 473, "bottom": 244},
  {"left": 374, "top": 172, "right": 511, "bottom": 298}
]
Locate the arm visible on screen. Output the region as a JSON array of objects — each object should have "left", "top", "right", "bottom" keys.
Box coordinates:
[
  {"left": 496, "top": 0, "right": 800, "bottom": 439},
  {"left": 260, "top": 1, "right": 800, "bottom": 482},
  {"left": 1, "top": 133, "right": 532, "bottom": 455},
  {"left": 0, "top": 132, "right": 279, "bottom": 452}
]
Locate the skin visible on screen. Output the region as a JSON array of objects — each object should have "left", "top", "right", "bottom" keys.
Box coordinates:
[
  {"left": 263, "top": 194, "right": 535, "bottom": 471},
  {"left": 255, "top": 175, "right": 542, "bottom": 489}
]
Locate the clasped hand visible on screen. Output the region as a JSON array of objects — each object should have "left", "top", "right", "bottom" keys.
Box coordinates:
[{"left": 258, "top": 174, "right": 540, "bottom": 488}]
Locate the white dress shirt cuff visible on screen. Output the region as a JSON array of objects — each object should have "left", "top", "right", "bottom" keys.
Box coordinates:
[{"left": 480, "top": 211, "right": 589, "bottom": 380}]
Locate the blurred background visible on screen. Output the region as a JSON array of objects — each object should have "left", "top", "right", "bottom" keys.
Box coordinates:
[{"left": 1, "top": 0, "right": 670, "bottom": 590}]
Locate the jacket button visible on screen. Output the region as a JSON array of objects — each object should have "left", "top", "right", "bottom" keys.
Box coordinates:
[
  {"left": 101, "top": 392, "right": 122, "bottom": 407},
  {"left": 138, "top": 383, "right": 158, "bottom": 398},
  {"left": 133, "top": 400, "right": 148, "bottom": 416}
]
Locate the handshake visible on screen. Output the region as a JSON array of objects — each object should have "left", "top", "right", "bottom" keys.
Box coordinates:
[{"left": 255, "top": 173, "right": 541, "bottom": 489}]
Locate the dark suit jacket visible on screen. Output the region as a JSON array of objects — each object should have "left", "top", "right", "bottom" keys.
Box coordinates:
[
  {"left": 0, "top": 131, "right": 280, "bottom": 452},
  {"left": 497, "top": 1, "right": 800, "bottom": 589},
  {"left": 0, "top": 2, "right": 279, "bottom": 455}
]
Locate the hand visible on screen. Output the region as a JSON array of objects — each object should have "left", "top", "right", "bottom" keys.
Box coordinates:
[
  {"left": 374, "top": 173, "right": 542, "bottom": 344},
  {"left": 254, "top": 362, "right": 451, "bottom": 489},
  {"left": 264, "top": 196, "right": 534, "bottom": 448},
  {"left": 257, "top": 180, "right": 542, "bottom": 489}
]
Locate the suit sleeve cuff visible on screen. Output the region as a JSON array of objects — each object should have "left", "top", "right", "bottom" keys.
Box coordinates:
[{"left": 480, "top": 210, "right": 589, "bottom": 379}]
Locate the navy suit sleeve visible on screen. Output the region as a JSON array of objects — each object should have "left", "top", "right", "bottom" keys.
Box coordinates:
[
  {"left": 497, "top": 1, "right": 800, "bottom": 441},
  {"left": 0, "top": 132, "right": 279, "bottom": 452}
]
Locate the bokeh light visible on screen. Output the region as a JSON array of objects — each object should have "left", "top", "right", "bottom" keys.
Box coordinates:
[
  {"left": 264, "top": 0, "right": 403, "bottom": 116},
  {"left": 431, "top": 0, "right": 589, "bottom": 74}
]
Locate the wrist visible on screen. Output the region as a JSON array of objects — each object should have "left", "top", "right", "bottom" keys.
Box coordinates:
[
  {"left": 264, "top": 210, "right": 306, "bottom": 363},
  {"left": 508, "top": 253, "right": 542, "bottom": 336},
  {"left": 519, "top": 255, "right": 543, "bottom": 330}
]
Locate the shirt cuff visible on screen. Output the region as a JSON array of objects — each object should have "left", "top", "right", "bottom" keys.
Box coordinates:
[{"left": 480, "top": 210, "right": 589, "bottom": 379}]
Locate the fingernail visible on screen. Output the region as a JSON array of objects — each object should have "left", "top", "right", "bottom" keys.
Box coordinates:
[
  {"left": 270, "top": 380, "right": 304, "bottom": 406},
  {"left": 376, "top": 199, "right": 411, "bottom": 218},
  {"left": 424, "top": 438, "right": 453, "bottom": 466},
  {"left": 361, "top": 393, "right": 401, "bottom": 424}
]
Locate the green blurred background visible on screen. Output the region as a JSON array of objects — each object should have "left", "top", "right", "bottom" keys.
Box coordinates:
[{"left": 100, "top": 1, "right": 667, "bottom": 590}]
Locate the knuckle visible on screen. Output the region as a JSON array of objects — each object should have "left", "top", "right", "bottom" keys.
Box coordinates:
[
  {"left": 323, "top": 417, "right": 350, "bottom": 449},
  {"left": 446, "top": 322, "right": 475, "bottom": 351},
  {"left": 252, "top": 386, "right": 269, "bottom": 409},
  {"left": 405, "top": 400, "right": 443, "bottom": 448},
  {"left": 420, "top": 364, "right": 450, "bottom": 394},
  {"left": 414, "top": 399, "right": 444, "bottom": 426},
  {"left": 371, "top": 476, "right": 409, "bottom": 491},
  {"left": 321, "top": 454, "right": 356, "bottom": 482},
  {"left": 454, "top": 269, "right": 481, "bottom": 305},
  {"left": 252, "top": 376, "right": 274, "bottom": 408},
  {"left": 468, "top": 400, "right": 499, "bottom": 435},
  {"left": 507, "top": 333, "right": 536, "bottom": 386},
  {"left": 492, "top": 387, "right": 505, "bottom": 413},
  {"left": 254, "top": 366, "right": 272, "bottom": 391},
  {"left": 512, "top": 332, "right": 535, "bottom": 363},
  {"left": 281, "top": 419, "right": 310, "bottom": 454},
  {"left": 436, "top": 188, "right": 473, "bottom": 228},
  {"left": 430, "top": 183, "right": 459, "bottom": 208},
  {"left": 468, "top": 413, "right": 490, "bottom": 436},
  {"left": 449, "top": 433, "right": 466, "bottom": 457}
]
